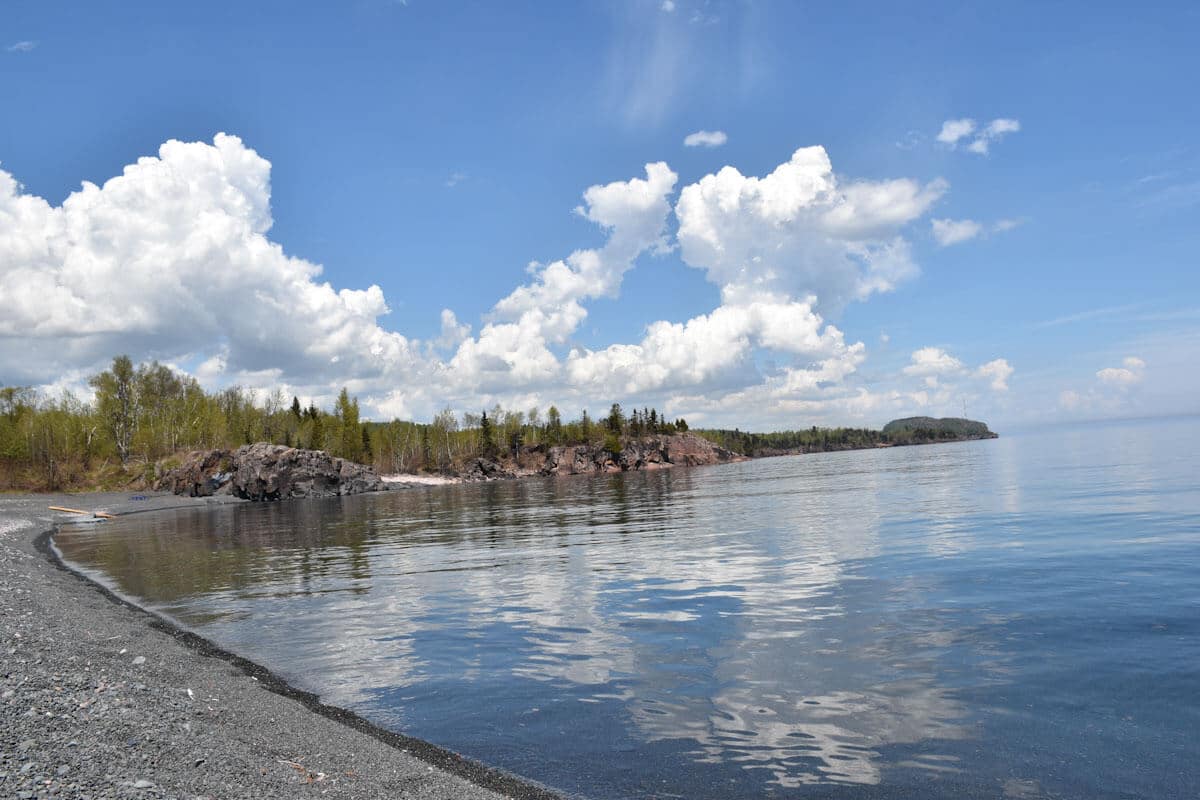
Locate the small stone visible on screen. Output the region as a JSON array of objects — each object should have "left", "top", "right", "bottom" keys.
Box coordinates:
[
  {"left": 17, "top": 739, "right": 35, "bottom": 750},
  {"left": 133, "top": 779, "right": 155, "bottom": 789},
  {"left": 56, "top": 765, "right": 69, "bottom": 776},
  {"left": 131, "top": 656, "right": 146, "bottom": 665}
]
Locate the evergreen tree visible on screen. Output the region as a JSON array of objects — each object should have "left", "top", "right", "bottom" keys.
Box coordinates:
[
  {"left": 291, "top": 396, "right": 302, "bottom": 420},
  {"left": 607, "top": 403, "right": 624, "bottom": 435},
  {"left": 336, "top": 388, "right": 361, "bottom": 460},
  {"left": 420, "top": 426, "right": 433, "bottom": 469},
  {"left": 361, "top": 425, "right": 373, "bottom": 463},
  {"left": 309, "top": 411, "right": 325, "bottom": 451},
  {"left": 479, "top": 411, "right": 498, "bottom": 458}
]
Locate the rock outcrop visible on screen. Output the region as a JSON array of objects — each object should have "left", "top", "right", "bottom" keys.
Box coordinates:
[
  {"left": 460, "top": 457, "right": 516, "bottom": 482},
  {"left": 154, "top": 443, "right": 388, "bottom": 500},
  {"left": 535, "top": 433, "right": 741, "bottom": 478}
]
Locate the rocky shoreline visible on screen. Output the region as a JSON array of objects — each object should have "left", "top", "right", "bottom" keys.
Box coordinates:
[
  {"left": 150, "top": 433, "right": 743, "bottom": 499},
  {"left": 0, "top": 492, "right": 559, "bottom": 800}
]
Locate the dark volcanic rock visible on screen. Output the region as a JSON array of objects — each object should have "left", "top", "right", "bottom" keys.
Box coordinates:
[
  {"left": 536, "top": 433, "right": 740, "bottom": 477},
  {"left": 154, "top": 443, "right": 387, "bottom": 500},
  {"left": 461, "top": 458, "right": 516, "bottom": 482}
]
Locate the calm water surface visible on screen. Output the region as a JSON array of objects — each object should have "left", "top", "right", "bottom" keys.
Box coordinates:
[{"left": 56, "top": 419, "right": 1200, "bottom": 798}]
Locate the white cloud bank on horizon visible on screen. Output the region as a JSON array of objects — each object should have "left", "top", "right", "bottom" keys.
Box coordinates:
[{"left": 0, "top": 134, "right": 1013, "bottom": 427}]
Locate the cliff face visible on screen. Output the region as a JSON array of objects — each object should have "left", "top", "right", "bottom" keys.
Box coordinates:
[
  {"left": 459, "top": 433, "right": 743, "bottom": 482},
  {"left": 155, "top": 443, "right": 387, "bottom": 500}
]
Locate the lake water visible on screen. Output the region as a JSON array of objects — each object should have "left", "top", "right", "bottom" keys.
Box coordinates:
[{"left": 55, "top": 418, "right": 1200, "bottom": 799}]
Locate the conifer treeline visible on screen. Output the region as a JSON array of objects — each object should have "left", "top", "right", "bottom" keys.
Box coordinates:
[
  {"left": 0, "top": 357, "right": 689, "bottom": 490},
  {"left": 692, "top": 426, "right": 887, "bottom": 456},
  {"left": 691, "top": 423, "right": 974, "bottom": 456}
]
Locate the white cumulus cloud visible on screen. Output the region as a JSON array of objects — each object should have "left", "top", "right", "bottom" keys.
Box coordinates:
[
  {"left": 0, "top": 133, "right": 422, "bottom": 391},
  {"left": 1097, "top": 356, "right": 1145, "bottom": 386},
  {"left": 1, "top": 135, "right": 1003, "bottom": 428},
  {"left": 903, "top": 347, "right": 964, "bottom": 377},
  {"left": 675, "top": 145, "right": 945, "bottom": 314},
  {"left": 683, "top": 130, "right": 728, "bottom": 148},
  {"left": 975, "top": 358, "right": 1014, "bottom": 391}
]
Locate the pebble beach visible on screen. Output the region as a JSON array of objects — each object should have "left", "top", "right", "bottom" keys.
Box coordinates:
[{"left": 0, "top": 492, "right": 557, "bottom": 800}]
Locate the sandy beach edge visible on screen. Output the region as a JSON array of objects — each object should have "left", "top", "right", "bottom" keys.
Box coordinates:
[{"left": 0, "top": 491, "right": 564, "bottom": 800}]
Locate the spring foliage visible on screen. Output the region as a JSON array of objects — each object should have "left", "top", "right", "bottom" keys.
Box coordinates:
[{"left": 0, "top": 356, "right": 688, "bottom": 490}]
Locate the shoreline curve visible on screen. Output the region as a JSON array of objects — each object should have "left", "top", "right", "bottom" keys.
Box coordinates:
[{"left": 2, "top": 492, "right": 564, "bottom": 800}]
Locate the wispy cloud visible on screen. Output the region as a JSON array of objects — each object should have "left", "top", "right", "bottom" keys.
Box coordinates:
[
  {"left": 894, "top": 130, "right": 925, "bottom": 150},
  {"left": 1032, "top": 303, "right": 1143, "bottom": 329},
  {"left": 6, "top": 40, "right": 37, "bottom": 53},
  {"left": 936, "top": 118, "right": 976, "bottom": 146},
  {"left": 683, "top": 129, "right": 727, "bottom": 148},
  {"left": 445, "top": 171, "right": 467, "bottom": 188},
  {"left": 937, "top": 117, "right": 1020, "bottom": 155},
  {"left": 931, "top": 218, "right": 982, "bottom": 246},
  {"left": 931, "top": 217, "right": 1023, "bottom": 247}
]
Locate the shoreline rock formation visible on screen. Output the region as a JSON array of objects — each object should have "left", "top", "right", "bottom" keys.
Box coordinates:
[
  {"left": 154, "top": 443, "right": 387, "bottom": 500},
  {"left": 459, "top": 432, "right": 743, "bottom": 482}
]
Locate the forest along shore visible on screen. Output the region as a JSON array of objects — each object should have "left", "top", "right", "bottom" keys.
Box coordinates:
[
  {"left": 2, "top": 354, "right": 996, "bottom": 494},
  {"left": 0, "top": 492, "right": 559, "bottom": 800}
]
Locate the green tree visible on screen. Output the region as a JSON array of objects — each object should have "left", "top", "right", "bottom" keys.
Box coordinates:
[
  {"left": 420, "top": 426, "right": 433, "bottom": 470},
  {"left": 479, "top": 411, "right": 498, "bottom": 458},
  {"left": 361, "top": 425, "right": 373, "bottom": 463},
  {"left": 546, "top": 405, "right": 563, "bottom": 444},
  {"left": 606, "top": 403, "right": 624, "bottom": 435},
  {"left": 336, "top": 387, "right": 361, "bottom": 460},
  {"left": 90, "top": 355, "right": 139, "bottom": 464},
  {"left": 309, "top": 410, "right": 325, "bottom": 451}
]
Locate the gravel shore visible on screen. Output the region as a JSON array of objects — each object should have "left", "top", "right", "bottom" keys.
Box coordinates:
[{"left": 0, "top": 492, "right": 561, "bottom": 800}]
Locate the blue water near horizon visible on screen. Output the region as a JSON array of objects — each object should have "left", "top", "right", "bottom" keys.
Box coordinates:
[{"left": 56, "top": 418, "right": 1200, "bottom": 798}]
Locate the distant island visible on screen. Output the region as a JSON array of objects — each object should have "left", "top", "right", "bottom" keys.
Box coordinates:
[
  {"left": 693, "top": 416, "right": 997, "bottom": 458},
  {"left": 882, "top": 416, "right": 998, "bottom": 442},
  {"left": 0, "top": 355, "right": 997, "bottom": 493}
]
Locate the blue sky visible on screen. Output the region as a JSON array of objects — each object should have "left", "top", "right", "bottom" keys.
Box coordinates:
[{"left": 1, "top": 0, "right": 1197, "bottom": 429}]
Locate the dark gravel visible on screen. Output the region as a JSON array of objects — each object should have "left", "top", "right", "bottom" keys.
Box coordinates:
[{"left": 0, "top": 492, "right": 563, "bottom": 800}]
